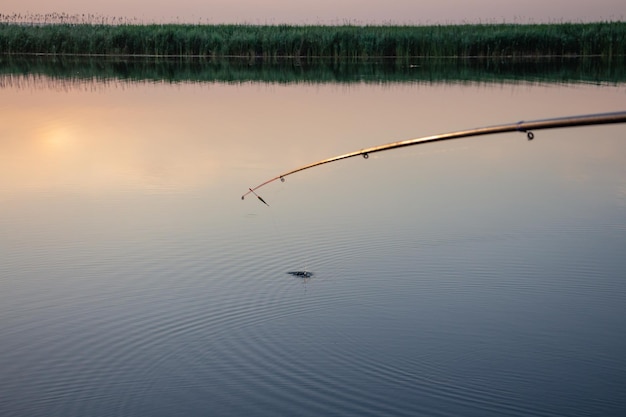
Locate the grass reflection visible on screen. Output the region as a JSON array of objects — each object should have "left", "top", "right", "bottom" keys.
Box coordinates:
[{"left": 1, "top": 55, "right": 625, "bottom": 85}]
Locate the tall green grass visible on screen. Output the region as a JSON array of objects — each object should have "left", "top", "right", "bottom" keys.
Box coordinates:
[{"left": 1, "top": 22, "right": 625, "bottom": 58}]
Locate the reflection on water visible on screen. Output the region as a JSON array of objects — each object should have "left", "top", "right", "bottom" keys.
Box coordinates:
[
  {"left": 2, "top": 55, "right": 626, "bottom": 85},
  {"left": 1, "top": 67, "right": 625, "bottom": 417}
]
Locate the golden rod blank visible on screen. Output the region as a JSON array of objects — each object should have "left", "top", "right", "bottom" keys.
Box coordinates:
[{"left": 242, "top": 111, "right": 626, "bottom": 201}]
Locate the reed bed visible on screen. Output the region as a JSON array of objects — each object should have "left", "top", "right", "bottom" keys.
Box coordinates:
[{"left": 0, "top": 21, "right": 625, "bottom": 58}]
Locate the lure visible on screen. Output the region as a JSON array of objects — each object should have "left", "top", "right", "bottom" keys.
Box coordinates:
[{"left": 244, "top": 188, "right": 269, "bottom": 206}]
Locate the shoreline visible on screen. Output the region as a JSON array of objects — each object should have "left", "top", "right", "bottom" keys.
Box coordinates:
[{"left": 0, "top": 52, "right": 615, "bottom": 59}]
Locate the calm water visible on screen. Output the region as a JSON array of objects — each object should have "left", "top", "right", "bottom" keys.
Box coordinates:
[{"left": 1, "top": 70, "right": 626, "bottom": 416}]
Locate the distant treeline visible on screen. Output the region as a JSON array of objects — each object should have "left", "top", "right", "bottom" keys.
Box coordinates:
[
  {"left": 0, "top": 22, "right": 625, "bottom": 58},
  {"left": 1, "top": 55, "right": 624, "bottom": 85}
]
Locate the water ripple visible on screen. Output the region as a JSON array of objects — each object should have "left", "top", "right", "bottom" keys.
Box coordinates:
[{"left": 2, "top": 205, "right": 625, "bottom": 417}]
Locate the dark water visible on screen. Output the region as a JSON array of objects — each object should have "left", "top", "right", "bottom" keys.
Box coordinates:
[{"left": 1, "top": 68, "right": 625, "bottom": 416}]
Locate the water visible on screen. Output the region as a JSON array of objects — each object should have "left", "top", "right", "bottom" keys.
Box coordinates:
[{"left": 1, "top": 67, "right": 626, "bottom": 416}]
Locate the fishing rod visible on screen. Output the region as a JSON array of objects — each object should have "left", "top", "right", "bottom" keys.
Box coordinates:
[{"left": 241, "top": 111, "right": 626, "bottom": 203}]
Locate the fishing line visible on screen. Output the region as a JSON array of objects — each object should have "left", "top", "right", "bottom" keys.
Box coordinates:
[
  {"left": 242, "top": 111, "right": 626, "bottom": 284},
  {"left": 259, "top": 193, "right": 313, "bottom": 281}
]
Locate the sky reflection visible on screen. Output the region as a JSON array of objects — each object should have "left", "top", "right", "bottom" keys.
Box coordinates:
[{"left": 1, "top": 77, "right": 625, "bottom": 207}]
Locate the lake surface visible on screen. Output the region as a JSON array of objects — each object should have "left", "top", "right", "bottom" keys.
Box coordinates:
[{"left": 1, "top": 63, "right": 626, "bottom": 416}]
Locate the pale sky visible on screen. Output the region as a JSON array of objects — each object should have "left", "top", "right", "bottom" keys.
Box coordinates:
[{"left": 2, "top": 0, "right": 625, "bottom": 24}]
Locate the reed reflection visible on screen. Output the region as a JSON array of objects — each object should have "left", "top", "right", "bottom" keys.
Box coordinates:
[{"left": 1, "top": 56, "right": 626, "bottom": 85}]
